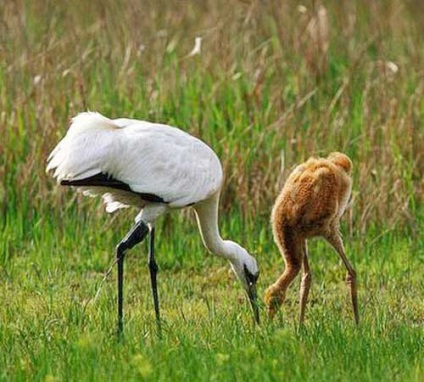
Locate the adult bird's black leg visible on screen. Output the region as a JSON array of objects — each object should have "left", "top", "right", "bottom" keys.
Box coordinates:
[
  {"left": 116, "top": 220, "right": 149, "bottom": 337},
  {"left": 148, "top": 227, "right": 161, "bottom": 334}
]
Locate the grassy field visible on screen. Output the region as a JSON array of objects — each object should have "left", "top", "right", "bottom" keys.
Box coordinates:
[{"left": 1, "top": 0, "right": 423, "bottom": 381}]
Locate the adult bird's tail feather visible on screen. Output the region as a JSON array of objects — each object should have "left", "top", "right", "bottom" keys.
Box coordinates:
[{"left": 46, "top": 112, "right": 119, "bottom": 182}]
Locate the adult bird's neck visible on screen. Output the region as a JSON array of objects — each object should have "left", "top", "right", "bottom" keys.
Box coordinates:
[{"left": 193, "top": 192, "right": 240, "bottom": 262}]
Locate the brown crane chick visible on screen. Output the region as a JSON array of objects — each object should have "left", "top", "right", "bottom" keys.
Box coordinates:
[{"left": 264, "top": 152, "right": 358, "bottom": 324}]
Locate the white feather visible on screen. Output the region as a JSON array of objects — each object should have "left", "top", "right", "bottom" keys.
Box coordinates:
[{"left": 46, "top": 112, "right": 223, "bottom": 211}]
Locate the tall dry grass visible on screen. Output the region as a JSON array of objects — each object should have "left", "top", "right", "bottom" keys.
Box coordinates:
[{"left": 1, "top": 0, "right": 423, "bottom": 236}]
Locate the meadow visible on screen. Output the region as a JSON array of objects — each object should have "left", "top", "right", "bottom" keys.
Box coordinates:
[{"left": 0, "top": 0, "right": 423, "bottom": 380}]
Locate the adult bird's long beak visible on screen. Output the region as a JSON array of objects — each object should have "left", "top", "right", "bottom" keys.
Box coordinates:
[{"left": 247, "top": 283, "right": 260, "bottom": 325}]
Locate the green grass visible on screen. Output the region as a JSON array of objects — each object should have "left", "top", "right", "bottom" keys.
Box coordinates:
[
  {"left": 1, "top": 216, "right": 423, "bottom": 381},
  {"left": 1, "top": 0, "right": 423, "bottom": 381}
]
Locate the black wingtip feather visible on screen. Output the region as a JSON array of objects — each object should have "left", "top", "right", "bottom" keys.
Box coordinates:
[{"left": 60, "top": 173, "right": 168, "bottom": 204}]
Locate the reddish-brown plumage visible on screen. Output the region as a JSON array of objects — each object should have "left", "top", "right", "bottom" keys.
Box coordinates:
[{"left": 264, "top": 152, "right": 359, "bottom": 324}]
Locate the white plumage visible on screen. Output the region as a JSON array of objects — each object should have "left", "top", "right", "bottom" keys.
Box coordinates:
[
  {"left": 47, "top": 112, "right": 260, "bottom": 330},
  {"left": 47, "top": 112, "right": 223, "bottom": 211}
]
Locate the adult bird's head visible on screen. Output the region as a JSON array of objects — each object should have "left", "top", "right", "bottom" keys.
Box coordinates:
[{"left": 230, "top": 248, "right": 260, "bottom": 324}]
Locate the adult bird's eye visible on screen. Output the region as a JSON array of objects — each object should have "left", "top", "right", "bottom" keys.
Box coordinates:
[{"left": 243, "top": 265, "right": 258, "bottom": 284}]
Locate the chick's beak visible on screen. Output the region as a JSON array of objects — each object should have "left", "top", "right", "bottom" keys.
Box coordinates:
[{"left": 247, "top": 282, "right": 260, "bottom": 325}]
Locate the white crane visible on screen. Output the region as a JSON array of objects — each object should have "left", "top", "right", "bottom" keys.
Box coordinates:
[{"left": 47, "top": 112, "right": 260, "bottom": 333}]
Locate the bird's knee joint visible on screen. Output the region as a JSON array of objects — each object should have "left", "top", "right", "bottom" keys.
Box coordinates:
[
  {"left": 291, "top": 263, "right": 301, "bottom": 275},
  {"left": 116, "top": 242, "right": 127, "bottom": 258}
]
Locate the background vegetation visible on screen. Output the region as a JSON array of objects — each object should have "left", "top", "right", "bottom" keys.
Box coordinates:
[{"left": 0, "top": 0, "right": 423, "bottom": 381}]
